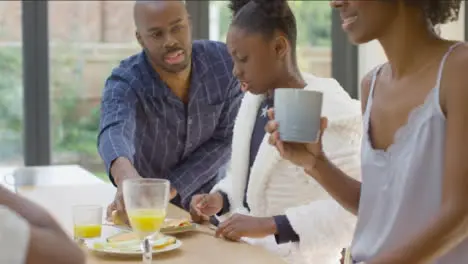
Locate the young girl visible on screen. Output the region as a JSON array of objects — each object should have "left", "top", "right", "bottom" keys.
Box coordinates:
[
  {"left": 190, "top": 0, "right": 362, "bottom": 263},
  {"left": 267, "top": 0, "right": 468, "bottom": 263}
]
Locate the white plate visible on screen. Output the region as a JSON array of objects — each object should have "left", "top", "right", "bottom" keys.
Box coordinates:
[{"left": 85, "top": 225, "right": 182, "bottom": 257}]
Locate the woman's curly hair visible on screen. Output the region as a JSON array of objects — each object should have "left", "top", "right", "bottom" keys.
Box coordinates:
[{"left": 408, "top": 0, "right": 462, "bottom": 25}]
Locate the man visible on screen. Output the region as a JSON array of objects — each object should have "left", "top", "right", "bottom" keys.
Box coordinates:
[
  {"left": 0, "top": 186, "right": 85, "bottom": 264},
  {"left": 97, "top": 0, "right": 242, "bottom": 221}
]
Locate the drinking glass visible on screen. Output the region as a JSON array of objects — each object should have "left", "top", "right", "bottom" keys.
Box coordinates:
[
  {"left": 123, "top": 178, "right": 170, "bottom": 263},
  {"left": 72, "top": 205, "right": 103, "bottom": 243}
]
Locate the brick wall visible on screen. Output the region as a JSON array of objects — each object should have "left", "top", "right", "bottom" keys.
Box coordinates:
[
  {"left": 0, "top": 0, "right": 331, "bottom": 105},
  {"left": 0, "top": 1, "right": 21, "bottom": 41},
  {"left": 0, "top": 1, "right": 135, "bottom": 43}
]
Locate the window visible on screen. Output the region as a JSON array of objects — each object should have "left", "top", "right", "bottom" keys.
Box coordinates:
[
  {"left": 48, "top": 1, "right": 140, "bottom": 180},
  {"left": 209, "top": 1, "right": 332, "bottom": 77},
  {"left": 439, "top": 1, "right": 465, "bottom": 41},
  {"left": 0, "top": 1, "right": 23, "bottom": 167}
]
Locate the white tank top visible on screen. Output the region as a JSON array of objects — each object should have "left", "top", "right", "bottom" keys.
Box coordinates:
[{"left": 351, "top": 42, "right": 468, "bottom": 263}]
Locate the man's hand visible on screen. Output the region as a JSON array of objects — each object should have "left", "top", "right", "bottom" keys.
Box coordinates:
[
  {"left": 106, "top": 186, "right": 129, "bottom": 226},
  {"left": 107, "top": 184, "right": 177, "bottom": 226},
  {"left": 215, "top": 214, "right": 277, "bottom": 241},
  {"left": 107, "top": 157, "right": 140, "bottom": 225},
  {"left": 190, "top": 192, "right": 224, "bottom": 223}
]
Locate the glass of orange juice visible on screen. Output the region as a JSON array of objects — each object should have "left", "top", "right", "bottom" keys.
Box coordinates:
[
  {"left": 72, "top": 204, "right": 103, "bottom": 243},
  {"left": 123, "top": 178, "right": 170, "bottom": 263}
]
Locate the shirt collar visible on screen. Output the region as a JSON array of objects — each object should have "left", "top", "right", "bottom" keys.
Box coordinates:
[{"left": 140, "top": 47, "right": 209, "bottom": 99}]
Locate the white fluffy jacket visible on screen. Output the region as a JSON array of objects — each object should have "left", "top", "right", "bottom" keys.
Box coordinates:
[{"left": 211, "top": 73, "right": 363, "bottom": 264}]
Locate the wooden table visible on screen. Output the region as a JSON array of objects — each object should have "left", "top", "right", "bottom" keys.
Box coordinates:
[{"left": 18, "top": 184, "right": 286, "bottom": 264}]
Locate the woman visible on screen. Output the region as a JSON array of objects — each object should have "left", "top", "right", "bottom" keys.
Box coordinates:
[
  {"left": 267, "top": 1, "right": 468, "bottom": 263},
  {"left": 0, "top": 186, "right": 85, "bottom": 264},
  {"left": 190, "top": 0, "right": 362, "bottom": 263}
]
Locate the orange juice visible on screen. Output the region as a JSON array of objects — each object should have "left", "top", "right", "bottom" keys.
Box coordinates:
[
  {"left": 74, "top": 224, "right": 102, "bottom": 239},
  {"left": 128, "top": 209, "right": 166, "bottom": 236}
]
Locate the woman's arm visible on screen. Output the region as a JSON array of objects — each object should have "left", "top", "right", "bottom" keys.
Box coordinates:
[
  {"left": 26, "top": 225, "right": 85, "bottom": 264},
  {"left": 302, "top": 69, "right": 373, "bottom": 216},
  {"left": 0, "top": 202, "right": 85, "bottom": 264},
  {"left": 308, "top": 95, "right": 364, "bottom": 217},
  {"left": 0, "top": 186, "right": 61, "bottom": 229},
  {"left": 308, "top": 157, "right": 362, "bottom": 215}
]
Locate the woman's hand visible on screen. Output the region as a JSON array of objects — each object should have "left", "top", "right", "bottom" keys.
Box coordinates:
[
  {"left": 265, "top": 108, "right": 328, "bottom": 176},
  {"left": 189, "top": 192, "right": 224, "bottom": 223},
  {"left": 215, "top": 214, "right": 277, "bottom": 241}
]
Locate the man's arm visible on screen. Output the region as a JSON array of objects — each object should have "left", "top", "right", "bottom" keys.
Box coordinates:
[
  {"left": 97, "top": 75, "right": 139, "bottom": 186},
  {"left": 367, "top": 56, "right": 468, "bottom": 264},
  {"left": 170, "top": 79, "right": 243, "bottom": 209},
  {"left": 0, "top": 189, "right": 85, "bottom": 264}
]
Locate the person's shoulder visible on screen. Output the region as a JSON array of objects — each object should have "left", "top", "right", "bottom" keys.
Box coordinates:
[
  {"left": 104, "top": 51, "right": 148, "bottom": 94},
  {"left": 359, "top": 63, "right": 385, "bottom": 113},
  {"left": 193, "top": 40, "right": 237, "bottom": 96},
  {"left": 193, "top": 40, "right": 232, "bottom": 66},
  {"left": 0, "top": 205, "right": 30, "bottom": 264},
  {"left": 0, "top": 205, "right": 27, "bottom": 225},
  {"left": 0, "top": 204, "right": 15, "bottom": 217},
  {"left": 109, "top": 51, "right": 146, "bottom": 82},
  {"left": 446, "top": 42, "right": 468, "bottom": 82},
  {"left": 0, "top": 204, "right": 30, "bottom": 237},
  {"left": 193, "top": 39, "right": 229, "bottom": 55},
  {"left": 441, "top": 42, "right": 468, "bottom": 112}
]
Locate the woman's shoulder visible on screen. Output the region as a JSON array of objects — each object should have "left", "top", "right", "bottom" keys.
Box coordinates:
[{"left": 438, "top": 42, "right": 468, "bottom": 113}]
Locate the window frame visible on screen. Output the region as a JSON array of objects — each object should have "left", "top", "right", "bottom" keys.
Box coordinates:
[{"left": 19, "top": 1, "right": 468, "bottom": 166}]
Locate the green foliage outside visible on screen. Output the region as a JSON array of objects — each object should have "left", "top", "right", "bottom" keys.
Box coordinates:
[
  {"left": 214, "top": 1, "right": 332, "bottom": 47},
  {"left": 0, "top": 1, "right": 331, "bottom": 181},
  {"left": 49, "top": 45, "right": 102, "bottom": 160},
  {"left": 0, "top": 45, "right": 102, "bottom": 167},
  {"left": 0, "top": 47, "right": 23, "bottom": 160}
]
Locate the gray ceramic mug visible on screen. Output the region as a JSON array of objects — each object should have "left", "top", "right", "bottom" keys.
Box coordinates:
[
  {"left": 274, "top": 88, "right": 323, "bottom": 143},
  {"left": 3, "top": 167, "right": 37, "bottom": 192}
]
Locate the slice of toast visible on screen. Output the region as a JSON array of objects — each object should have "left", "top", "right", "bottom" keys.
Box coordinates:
[
  {"left": 162, "top": 218, "right": 191, "bottom": 228},
  {"left": 106, "top": 232, "right": 139, "bottom": 243},
  {"left": 106, "top": 232, "right": 176, "bottom": 249}
]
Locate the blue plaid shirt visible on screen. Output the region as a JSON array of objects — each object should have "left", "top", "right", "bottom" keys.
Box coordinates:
[{"left": 98, "top": 40, "right": 243, "bottom": 209}]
